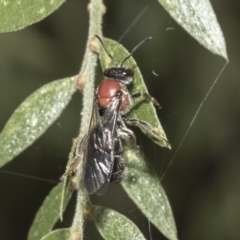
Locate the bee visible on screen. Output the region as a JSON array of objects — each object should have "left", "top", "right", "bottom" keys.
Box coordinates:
[{"left": 62, "top": 35, "right": 161, "bottom": 195}]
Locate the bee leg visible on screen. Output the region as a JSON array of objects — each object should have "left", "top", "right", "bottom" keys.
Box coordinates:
[
  {"left": 111, "top": 154, "right": 125, "bottom": 183},
  {"left": 123, "top": 115, "right": 167, "bottom": 141},
  {"left": 117, "top": 126, "right": 137, "bottom": 146},
  {"left": 117, "top": 117, "right": 138, "bottom": 147},
  {"left": 131, "top": 92, "right": 161, "bottom": 109}
]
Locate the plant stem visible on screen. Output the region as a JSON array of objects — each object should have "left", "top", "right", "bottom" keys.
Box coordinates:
[{"left": 71, "top": 0, "right": 104, "bottom": 235}]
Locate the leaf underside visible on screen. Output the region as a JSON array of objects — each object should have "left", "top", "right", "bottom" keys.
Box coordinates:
[
  {"left": 122, "top": 147, "right": 178, "bottom": 240},
  {"left": 94, "top": 206, "right": 146, "bottom": 240},
  {"left": 0, "top": 0, "right": 66, "bottom": 33},
  {"left": 158, "top": 0, "right": 228, "bottom": 60},
  {"left": 0, "top": 76, "right": 78, "bottom": 167},
  {"left": 28, "top": 182, "right": 73, "bottom": 240}
]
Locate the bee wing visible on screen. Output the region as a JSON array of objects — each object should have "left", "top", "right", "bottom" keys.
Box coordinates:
[{"left": 83, "top": 96, "right": 121, "bottom": 195}]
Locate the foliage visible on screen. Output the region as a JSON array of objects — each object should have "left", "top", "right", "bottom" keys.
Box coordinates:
[{"left": 0, "top": 0, "right": 227, "bottom": 239}]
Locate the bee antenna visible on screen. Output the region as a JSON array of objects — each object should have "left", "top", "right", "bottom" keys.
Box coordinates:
[
  {"left": 95, "top": 35, "right": 118, "bottom": 66},
  {"left": 120, "top": 36, "right": 152, "bottom": 67}
]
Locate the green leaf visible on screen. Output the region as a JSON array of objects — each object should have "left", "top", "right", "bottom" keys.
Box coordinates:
[
  {"left": 99, "top": 37, "right": 171, "bottom": 149},
  {"left": 121, "top": 147, "right": 178, "bottom": 240},
  {"left": 94, "top": 206, "right": 146, "bottom": 240},
  {"left": 158, "top": 0, "right": 228, "bottom": 60},
  {"left": 0, "top": 0, "right": 66, "bottom": 33},
  {"left": 40, "top": 229, "right": 72, "bottom": 240},
  {"left": 0, "top": 75, "right": 78, "bottom": 167},
  {"left": 28, "top": 182, "right": 73, "bottom": 240}
]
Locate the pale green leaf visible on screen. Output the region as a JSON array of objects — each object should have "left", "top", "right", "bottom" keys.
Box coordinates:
[
  {"left": 40, "top": 229, "right": 72, "bottom": 240},
  {"left": 159, "top": 0, "right": 228, "bottom": 60},
  {"left": 28, "top": 182, "right": 73, "bottom": 240},
  {"left": 122, "top": 147, "right": 178, "bottom": 240},
  {"left": 0, "top": 0, "right": 65, "bottom": 33},
  {"left": 94, "top": 206, "right": 146, "bottom": 240},
  {"left": 0, "top": 76, "right": 78, "bottom": 167},
  {"left": 99, "top": 37, "right": 171, "bottom": 149}
]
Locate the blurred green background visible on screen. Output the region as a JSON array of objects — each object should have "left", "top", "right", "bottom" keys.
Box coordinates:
[{"left": 0, "top": 0, "right": 239, "bottom": 239}]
